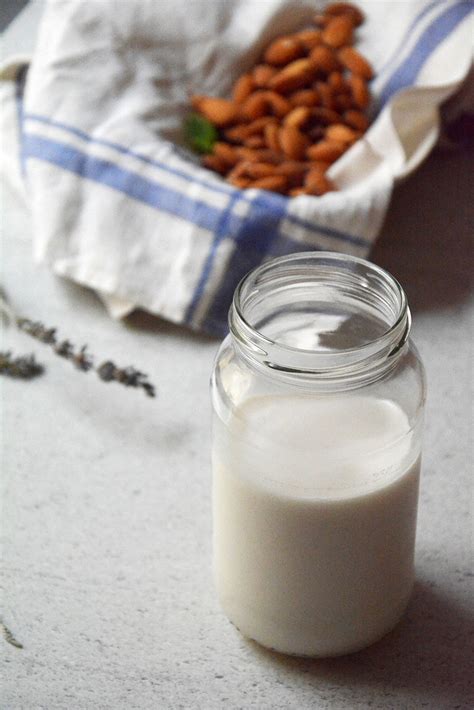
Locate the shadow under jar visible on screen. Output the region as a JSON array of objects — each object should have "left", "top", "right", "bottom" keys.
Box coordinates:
[{"left": 211, "top": 252, "right": 426, "bottom": 658}]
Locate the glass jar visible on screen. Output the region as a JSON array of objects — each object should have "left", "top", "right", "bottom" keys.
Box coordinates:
[{"left": 210, "top": 252, "right": 426, "bottom": 658}]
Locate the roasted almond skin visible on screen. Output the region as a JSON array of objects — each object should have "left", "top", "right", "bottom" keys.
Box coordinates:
[
  {"left": 310, "top": 106, "right": 341, "bottom": 125},
  {"left": 294, "top": 29, "right": 322, "bottom": 50},
  {"left": 235, "top": 147, "right": 281, "bottom": 163},
  {"left": 202, "top": 154, "right": 228, "bottom": 174},
  {"left": 338, "top": 47, "right": 374, "bottom": 79},
  {"left": 284, "top": 106, "right": 312, "bottom": 129},
  {"left": 322, "top": 15, "right": 354, "bottom": 48},
  {"left": 349, "top": 74, "right": 370, "bottom": 108},
  {"left": 213, "top": 142, "right": 240, "bottom": 166},
  {"left": 325, "top": 122, "right": 358, "bottom": 144},
  {"left": 279, "top": 125, "right": 310, "bottom": 160},
  {"left": 305, "top": 169, "right": 335, "bottom": 195},
  {"left": 228, "top": 175, "right": 252, "bottom": 189},
  {"left": 241, "top": 92, "right": 269, "bottom": 120},
  {"left": 253, "top": 64, "right": 278, "bottom": 87},
  {"left": 289, "top": 89, "right": 321, "bottom": 107},
  {"left": 244, "top": 162, "right": 279, "bottom": 178},
  {"left": 244, "top": 135, "right": 267, "bottom": 148},
  {"left": 315, "top": 81, "right": 336, "bottom": 110},
  {"left": 264, "top": 36, "right": 305, "bottom": 66},
  {"left": 325, "top": 2, "right": 365, "bottom": 27},
  {"left": 232, "top": 74, "right": 255, "bottom": 104},
  {"left": 248, "top": 175, "right": 288, "bottom": 193},
  {"left": 307, "top": 140, "right": 346, "bottom": 162},
  {"left": 264, "top": 123, "right": 281, "bottom": 152},
  {"left": 269, "top": 59, "right": 316, "bottom": 93},
  {"left": 192, "top": 96, "right": 239, "bottom": 126},
  {"left": 309, "top": 45, "right": 340, "bottom": 74},
  {"left": 275, "top": 160, "right": 310, "bottom": 186},
  {"left": 343, "top": 109, "right": 369, "bottom": 131}
]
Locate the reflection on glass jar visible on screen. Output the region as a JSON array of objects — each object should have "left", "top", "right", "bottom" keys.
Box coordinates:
[{"left": 210, "top": 252, "right": 426, "bottom": 657}]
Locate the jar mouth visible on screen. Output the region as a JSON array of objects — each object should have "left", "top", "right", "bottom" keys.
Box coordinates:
[{"left": 229, "top": 252, "right": 410, "bottom": 385}]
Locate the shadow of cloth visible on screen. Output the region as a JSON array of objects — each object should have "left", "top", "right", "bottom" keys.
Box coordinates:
[
  {"left": 246, "top": 581, "right": 474, "bottom": 708},
  {"left": 372, "top": 148, "right": 474, "bottom": 314}
]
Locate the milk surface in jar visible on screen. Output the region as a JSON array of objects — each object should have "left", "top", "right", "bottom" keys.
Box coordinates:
[{"left": 211, "top": 253, "right": 426, "bottom": 657}]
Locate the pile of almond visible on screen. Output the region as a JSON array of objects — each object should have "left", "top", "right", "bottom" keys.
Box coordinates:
[{"left": 190, "top": 2, "right": 373, "bottom": 197}]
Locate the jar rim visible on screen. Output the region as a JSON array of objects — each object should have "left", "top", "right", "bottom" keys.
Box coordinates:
[{"left": 229, "top": 252, "right": 410, "bottom": 386}]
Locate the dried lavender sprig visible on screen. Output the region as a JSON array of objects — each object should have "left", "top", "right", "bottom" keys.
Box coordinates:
[
  {"left": 0, "top": 290, "right": 156, "bottom": 397},
  {"left": 0, "top": 351, "right": 44, "bottom": 379},
  {"left": 0, "top": 619, "right": 23, "bottom": 649},
  {"left": 97, "top": 361, "right": 156, "bottom": 398}
]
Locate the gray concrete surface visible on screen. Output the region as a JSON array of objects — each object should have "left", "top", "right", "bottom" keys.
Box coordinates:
[{"left": 1, "top": 4, "right": 473, "bottom": 709}]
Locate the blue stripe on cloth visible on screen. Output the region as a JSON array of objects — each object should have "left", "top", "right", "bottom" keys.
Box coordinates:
[
  {"left": 15, "top": 65, "right": 28, "bottom": 177},
  {"left": 23, "top": 112, "right": 369, "bottom": 249},
  {"left": 376, "top": 0, "right": 443, "bottom": 79},
  {"left": 200, "top": 190, "right": 289, "bottom": 333},
  {"left": 185, "top": 190, "right": 242, "bottom": 324},
  {"left": 378, "top": 1, "right": 473, "bottom": 106},
  {"left": 23, "top": 133, "right": 228, "bottom": 233}
]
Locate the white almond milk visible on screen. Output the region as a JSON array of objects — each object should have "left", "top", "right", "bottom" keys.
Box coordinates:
[{"left": 213, "top": 394, "right": 421, "bottom": 657}]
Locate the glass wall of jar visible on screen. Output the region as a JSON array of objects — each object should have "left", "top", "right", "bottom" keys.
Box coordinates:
[{"left": 210, "top": 252, "right": 426, "bottom": 657}]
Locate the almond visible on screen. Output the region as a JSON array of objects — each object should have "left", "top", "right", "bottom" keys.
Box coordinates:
[
  {"left": 309, "top": 45, "right": 340, "bottom": 74},
  {"left": 289, "top": 89, "right": 321, "bottom": 107},
  {"left": 227, "top": 161, "right": 249, "bottom": 180},
  {"left": 284, "top": 106, "right": 311, "bottom": 129},
  {"left": 244, "top": 116, "right": 278, "bottom": 136},
  {"left": 349, "top": 74, "right": 370, "bottom": 108},
  {"left": 310, "top": 106, "right": 341, "bottom": 125},
  {"left": 334, "top": 93, "right": 354, "bottom": 111},
  {"left": 279, "top": 125, "right": 310, "bottom": 160},
  {"left": 315, "top": 81, "right": 336, "bottom": 109},
  {"left": 325, "top": 2, "right": 365, "bottom": 27},
  {"left": 232, "top": 74, "right": 255, "bottom": 104},
  {"left": 262, "top": 91, "right": 292, "bottom": 117},
  {"left": 253, "top": 64, "right": 277, "bottom": 87},
  {"left": 343, "top": 109, "right": 369, "bottom": 131},
  {"left": 264, "top": 123, "right": 281, "bottom": 152},
  {"left": 305, "top": 169, "right": 335, "bottom": 195},
  {"left": 328, "top": 71, "right": 348, "bottom": 93},
  {"left": 241, "top": 92, "right": 270, "bottom": 120},
  {"left": 192, "top": 96, "right": 239, "bottom": 126},
  {"left": 338, "top": 47, "right": 374, "bottom": 79},
  {"left": 202, "top": 154, "right": 228, "bottom": 174},
  {"left": 248, "top": 175, "right": 288, "bottom": 193},
  {"left": 322, "top": 15, "right": 354, "bottom": 48},
  {"left": 269, "top": 59, "right": 316, "bottom": 93},
  {"left": 224, "top": 124, "right": 251, "bottom": 144},
  {"left": 244, "top": 135, "right": 267, "bottom": 148},
  {"left": 275, "top": 161, "right": 310, "bottom": 186},
  {"left": 306, "top": 140, "right": 346, "bottom": 162},
  {"left": 245, "top": 162, "right": 279, "bottom": 178},
  {"left": 213, "top": 142, "right": 240, "bottom": 166},
  {"left": 325, "top": 122, "right": 358, "bottom": 144},
  {"left": 264, "top": 36, "right": 305, "bottom": 66},
  {"left": 294, "top": 29, "right": 322, "bottom": 50},
  {"left": 236, "top": 147, "right": 281, "bottom": 163},
  {"left": 308, "top": 160, "right": 332, "bottom": 173},
  {"left": 228, "top": 176, "right": 251, "bottom": 189},
  {"left": 224, "top": 118, "right": 275, "bottom": 143}
]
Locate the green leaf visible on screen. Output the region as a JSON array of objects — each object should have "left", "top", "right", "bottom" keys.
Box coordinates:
[{"left": 184, "top": 113, "right": 218, "bottom": 154}]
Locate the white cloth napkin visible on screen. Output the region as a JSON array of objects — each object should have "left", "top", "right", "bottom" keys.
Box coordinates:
[{"left": 3, "top": 0, "right": 473, "bottom": 335}]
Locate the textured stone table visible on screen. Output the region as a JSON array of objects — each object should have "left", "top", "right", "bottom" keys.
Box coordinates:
[{"left": 1, "top": 4, "right": 473, "bottom": 709}]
